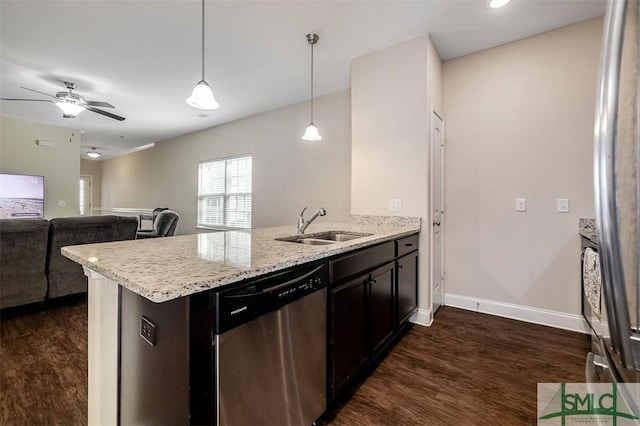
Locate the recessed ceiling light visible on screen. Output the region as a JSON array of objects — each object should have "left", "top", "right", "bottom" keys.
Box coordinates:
[{"left": 489, "top": 0, "right": 511, "bottom": 8}]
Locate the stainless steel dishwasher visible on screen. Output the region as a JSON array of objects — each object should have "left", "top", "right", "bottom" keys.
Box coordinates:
[{"left": 214, "top": 261, "right": 327, "bottom": 426}]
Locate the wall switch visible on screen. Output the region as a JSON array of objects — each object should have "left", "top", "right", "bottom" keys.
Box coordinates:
[
  {"left": 515, "top": 198, "right": 526, "bottom": 212},
  {"left": 57, "top": 200, "right": 66, "bottom": 207},
  {"left": 140, "top": 316, "right": 156, "bottom": 346},
  {"left": 389, "top": 199, "right": 402, "bottom": 212},
  {"left": 557, "top": 198, "right": 570, "bottom": 213}
]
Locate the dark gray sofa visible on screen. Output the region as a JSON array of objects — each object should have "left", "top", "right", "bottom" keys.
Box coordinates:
[
  {"left": 0, "top": 215, "right": 138, "bottom": 310},
  {"left": 0, "top": 219, "right": 50, "bottom": 309}
]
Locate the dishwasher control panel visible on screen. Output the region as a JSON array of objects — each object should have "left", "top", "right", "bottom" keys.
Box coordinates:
[
  {"left": 275, "top": 276, "right": 324, "bottom": 299},
  {"left": 215, "top": 261, "right": 327, "bottom": 334}
]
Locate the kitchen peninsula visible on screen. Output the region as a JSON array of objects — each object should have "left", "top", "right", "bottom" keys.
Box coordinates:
[{"left": 62, "top": 215, "right": 420, "bottom": 425}]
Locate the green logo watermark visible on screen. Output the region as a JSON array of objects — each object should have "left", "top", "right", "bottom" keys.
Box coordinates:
[{"left": 538, "top": 383, "right": 640, "bottom": 425}]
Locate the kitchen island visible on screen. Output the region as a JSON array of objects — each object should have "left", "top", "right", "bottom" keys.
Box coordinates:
[{"left": 62, "top": 216, "right": 420, "bottom": 425}]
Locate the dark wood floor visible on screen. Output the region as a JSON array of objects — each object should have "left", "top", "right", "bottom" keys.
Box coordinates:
[
  {"left": 0, "top": 304, "right": 589, "bottom": 425},
  {"left": 330, "top": 307, "right": 590, "bottom": 426},
  {"left": 0, "top": 302, "right": 88, "bottom": 425}
]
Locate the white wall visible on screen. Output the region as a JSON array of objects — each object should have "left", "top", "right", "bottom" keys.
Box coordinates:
[
  {"left": 351, "top": 35, "right": 443, "bottom": 316},
  {"left": 442, "top": 18, "right": 601, "bottom": 316},
  {"left": 0, "top": 117, "right": 81, "bottom": 218},
  {"left": 100, "top": 90, "right": 352, "bottom": 233}
]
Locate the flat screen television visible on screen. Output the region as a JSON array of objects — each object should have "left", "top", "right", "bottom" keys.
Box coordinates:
[{"left": 0, "top": 173, "right": 45, "bottom": 219}]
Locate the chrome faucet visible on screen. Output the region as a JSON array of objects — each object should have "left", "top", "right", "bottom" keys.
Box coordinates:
[{"left": 297, "top": 207, "right": 327, "bottom": 234}]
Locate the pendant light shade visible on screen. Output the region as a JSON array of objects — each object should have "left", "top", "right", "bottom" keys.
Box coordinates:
[
  {"left": 187, "top": 0, "right": 219, "bottom": 110},
  {"left": 187, "top": 80, "right": 219, "bottom": 109},
  {"left": 302, "top": 33, "right": 321, "bottom": 141},
  {"left": 302, "top": 122, "right": 321, "bottom": 141}
]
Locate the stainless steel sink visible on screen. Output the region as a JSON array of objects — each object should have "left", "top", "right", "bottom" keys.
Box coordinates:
[
  {"left": 311, "top": 231, "right": 373, "bottom": 242},
  {"left": 276, "top": 231, "right": 373, "bottom": 245},
  {"left": 295, "top": 238, "right": 337, "bottom": 245}
]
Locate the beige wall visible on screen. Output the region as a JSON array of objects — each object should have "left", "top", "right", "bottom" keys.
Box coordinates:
[
  {"left": 442, "top": 18, "right": 601, "bottom": 315},
  {"left": 80, "top": 159, "right": 102, "bottom": 211},
  {"left": 0, "top": 117, "right": 81, "bottom": 218},
  {"left": 351, "top": 35, "right": 443, "bottom": 314},
  {"left": 100, "top": 90, "right": 352, "bottom": 233}
]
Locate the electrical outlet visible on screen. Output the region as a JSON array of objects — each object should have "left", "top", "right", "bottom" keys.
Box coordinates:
[
  {"left": 515, "top": 198, "right": 526, "bottom": 212},
  {"left": 389, "top": 199, "right": 402, "bottom": 212},
  {"left": 57, "top": 200, "right": 66, "bottom": 207},
  {"left": 140, "top": 316, "right": 156, "bottom": 346}
]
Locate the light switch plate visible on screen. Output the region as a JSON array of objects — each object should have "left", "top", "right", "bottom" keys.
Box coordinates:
[
  {"left": 515, "top": 198, "right": 526, "bottom": 212},
  {"left": 389, "top": 199, "right": 402, "bottom": 212},
  {"left": 557, "top": 198, "right": 570, "bottom": 213}
]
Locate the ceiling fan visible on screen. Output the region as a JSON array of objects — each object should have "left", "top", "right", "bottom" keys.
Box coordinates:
[{"left": 1, "top": 81, "right": 125, "bottom": 121}]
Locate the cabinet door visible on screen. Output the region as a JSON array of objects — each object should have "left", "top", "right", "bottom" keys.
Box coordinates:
[
  {"left": 397, "top": 251, "right": 418, "bottom": 326},
  {"left": 369, "top": 263, "right": 395, "bottom": 354},
  {"left": 331, "top": 276, "right": 368, "bottom": 396}
]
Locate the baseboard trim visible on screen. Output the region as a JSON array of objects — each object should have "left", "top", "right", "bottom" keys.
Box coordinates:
[
  {"left": 410, "top": 308, "right": 433, "bottom": 326},
  {"left": 444, "top": 293, "right": 589, "bottom": 334}
]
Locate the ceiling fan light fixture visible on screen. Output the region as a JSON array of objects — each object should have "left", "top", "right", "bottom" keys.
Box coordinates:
[
  {"left": 87, "top": 147, "right": 101, "bottom": 159},
  {"left": 187, "top": 80, "right": 219, "bottom": 109},
  {"left": 54, "top": 101, "right": 86, "bottom": 118},
  {"left": 187, "top": 0, "right": 219, "bottom": 110}
]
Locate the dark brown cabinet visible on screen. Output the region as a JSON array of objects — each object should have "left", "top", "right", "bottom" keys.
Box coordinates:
[
  {"left": 396, "top": 250, "right": 418, "bottom": 326},
  {"left": 329, "top": 235, "right": 418, "bottom": 401},
  {"left": 330, "top": 262, "right": 394, "bottom": 399},
  {"left": 331, "top": 275, "right": 368, "bottom": 395},
  {"left": 369, "top": 263, "right": 395, "bottom": 353}
]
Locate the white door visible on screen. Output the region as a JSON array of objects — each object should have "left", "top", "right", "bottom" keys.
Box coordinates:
[
  {"left": 431, "top": 111, "right": 445, "bottom": 313},
  {"left": 80, "top": 175, "right": 93, "bottom": 216}
]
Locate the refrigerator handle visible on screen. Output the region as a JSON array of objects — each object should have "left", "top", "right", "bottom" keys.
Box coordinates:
[{"left": 594, "top": 0, "right": 634, "bottom": 368}]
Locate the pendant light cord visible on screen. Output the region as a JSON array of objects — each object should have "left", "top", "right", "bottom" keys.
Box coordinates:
[
  {"left": 201, "top": 0, "right": 205, "bottom": 80},
  {"left": 310, "top": 40, "right": 314, "bottom": 122}
]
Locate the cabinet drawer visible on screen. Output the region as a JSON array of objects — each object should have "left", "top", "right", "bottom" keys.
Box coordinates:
[
  {"left": 396, "top": 234, "right": 419, "bottom": 257},
  {"left": 331, "top": 242, "right": 394, "bottom": 284}
]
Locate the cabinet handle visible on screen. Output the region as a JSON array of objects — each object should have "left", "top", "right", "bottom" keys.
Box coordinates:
[
  {"left": 398, "top": 264, "right": 403, "bottom": 269},
  {"left": 405, "top": 243, "right": 414, "bottom": 247},
  {"left": 370, "top": 278, "right": 376, "bottom": 285}
]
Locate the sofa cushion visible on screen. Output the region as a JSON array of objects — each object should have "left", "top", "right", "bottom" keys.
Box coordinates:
[
  {"left": 46, "top": 215, "right": 138, "bottom": 299},
  {"left": 0, "top": 219, "right": 50, "bottom": 309}
]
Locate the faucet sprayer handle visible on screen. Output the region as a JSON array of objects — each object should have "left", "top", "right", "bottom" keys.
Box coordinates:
[{"left": 299, "top": 207, "right": 307, "bottom": 217}]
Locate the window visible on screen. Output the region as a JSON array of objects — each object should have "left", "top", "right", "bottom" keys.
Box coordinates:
[{"left": 198, "top": 155, "right": 252, "bottom": 229}]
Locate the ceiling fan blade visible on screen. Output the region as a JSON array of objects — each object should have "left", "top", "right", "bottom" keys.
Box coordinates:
[
  {"left": 86, "top": 106, "right": 125, "bottom": 121},
  {"left": 20, "top": 87, "right": 57, "bottom": 98},
  {"left": 1, "top": 98, "right": 52, "bottom": 102},
  {"left": 85, "top": 100, "right": 115, "bottom": 108}
]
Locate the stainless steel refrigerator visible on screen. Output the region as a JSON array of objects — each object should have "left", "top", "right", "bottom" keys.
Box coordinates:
[{"left": 589, "top": 0, "right": 640, "bottom": 395}]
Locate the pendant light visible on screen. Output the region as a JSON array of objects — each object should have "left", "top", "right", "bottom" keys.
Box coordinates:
[
  {"left": 302, "top": 33, "right": 321, "bottom": 141},
  {"left": 186, "top": 0, "right": 219, "bottom": 110}
]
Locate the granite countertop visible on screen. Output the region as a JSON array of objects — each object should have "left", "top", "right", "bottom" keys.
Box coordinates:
[
  {"left": 579, "top": 218, "right": 597, "bottom": 243},
  {"left": 62, "top": 216, "right": 421, "bottom": 303}
]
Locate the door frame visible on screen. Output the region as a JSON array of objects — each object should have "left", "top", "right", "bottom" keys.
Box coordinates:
[
  {"left": 80, "top": 174, "right": 93, "bottom": 216},
  {"left": 430, "top": 107, "right": 445, "bottom": 313}
]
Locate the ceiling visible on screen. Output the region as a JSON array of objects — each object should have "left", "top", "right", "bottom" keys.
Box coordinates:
[{"left": 0, "top": 0, "right": 606, "bottom": 160}]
